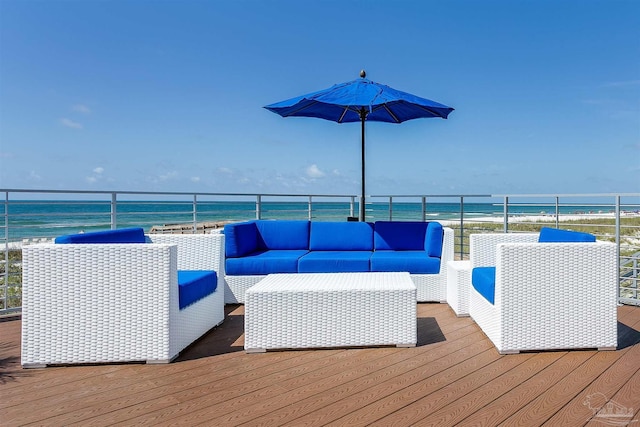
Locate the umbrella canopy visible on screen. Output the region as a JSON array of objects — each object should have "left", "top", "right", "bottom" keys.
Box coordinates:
[{"left": 265, "top": 71, "right": 454, "bottom": 220}]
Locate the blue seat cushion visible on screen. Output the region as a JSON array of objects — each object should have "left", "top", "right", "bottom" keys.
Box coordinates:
[
  {"left": 55, "top": 227, "right": 146, "bottom": 244},
  {"left": 538, "top": 227, "right": 596, "bottom": 242},
  {"left": 177, "top": 270, "right": 217, "bottom": 310},
  {"left": 255, "top": 220, "right": 310, "bottom": 250},
  {"left": 309, "top": 221, "right": 374, "bottom": 250},
  {"left": 298, "top": 251, "right": 372, "bottom": 273},
  {"left": 225, "top": 250, "right": 308, "bottom": 275},
  {"left": 370, "top": 251, "right": 441, "bottom": 274},
  {"left": 472, "top": 267, "right": 496, "bottom": 305}
]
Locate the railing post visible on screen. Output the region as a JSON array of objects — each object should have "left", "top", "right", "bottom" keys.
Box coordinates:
[
  {"left": 460, "top": 196, "right": 465, "bottom": 259},
  {"left": 503, "top": 196, "right": 509, "bottom": 233},
  {"left": 634, "top": 257, "right": 639, "bottom": 301},
  {"left": 350, "top": 196, "right": 355, "bottom": 218},
  {"left": 193, "top": 194, "right": 198, "bottom": 233},
  {"left": 2, "top": 191, "right": 7, "bottom": 311},
  {"left": 616, "top": 195, "right": 621, "bottom": 301},
  {"left": 555, "top": 196, "right": 560, "bottom": 229},
  {"left": 256, "top": 195, "right": 262, "bottom": 220},
  {"left": 389, "top": 196, "right": 393, "bottom": 221},
  {"left": 110, "top": 193, "right": 117, "bottom": 229},
  {"left": 421, "top": 196, "right": 426, "bottom": 222},
  {"left": 308, "top": 196, "right": 312, "bottom": 221}
]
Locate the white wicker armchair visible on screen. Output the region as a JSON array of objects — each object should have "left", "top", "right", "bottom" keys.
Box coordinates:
[
  {"left": 21, "top": 233, "right": 225, "bottom": 367},
  {"left": 469, "top": 233, "right": 618, "bottom": 354}
]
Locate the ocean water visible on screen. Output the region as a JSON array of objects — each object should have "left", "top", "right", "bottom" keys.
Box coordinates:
[{"left": 0, "top": 200, "right": 623, "bottom": 242}]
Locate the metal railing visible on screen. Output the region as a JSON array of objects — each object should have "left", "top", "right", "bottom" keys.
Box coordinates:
[{"left": 2, "top": 189, "right": 639, "bottom": 314}]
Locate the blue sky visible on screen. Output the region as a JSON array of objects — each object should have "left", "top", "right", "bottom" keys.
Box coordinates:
[{"left": 1, "top": 0, "right": 638, "bottom": 197}]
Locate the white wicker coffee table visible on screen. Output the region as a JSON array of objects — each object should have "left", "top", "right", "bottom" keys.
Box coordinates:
[{"left": 244, "top": 272, "right": 417, "bottom": 352}]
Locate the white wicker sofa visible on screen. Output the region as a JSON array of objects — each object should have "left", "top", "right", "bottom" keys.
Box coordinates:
[
  {"left": 21, "top": 229, "right": 225, "bottom": 367},
  {"left": 469, "top": 228, "right": 618, "bottom": 354},
  {"left": 222, "top": 220, "right": 454, "bottom": 304}
]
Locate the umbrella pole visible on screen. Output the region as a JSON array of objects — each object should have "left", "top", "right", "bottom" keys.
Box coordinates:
[{"left": 360, "top": 109, "right": 366, "bottom": 222}]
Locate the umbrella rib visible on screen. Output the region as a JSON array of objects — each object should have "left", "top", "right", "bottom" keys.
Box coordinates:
[
  {"left": 338, "top": 108, "right": 349, "bottom": 123},
  {"left": 415, "top": 104, "right": 450, "bottom": 118},
  {"left": 381, "top": 104, "right": 401, "bottom": 123},
  {"left": 338, "top": 105, "right": 366, "bottom": 123},
  {"left": 283, "top": 99, "right": 320, "bottom": 117}
]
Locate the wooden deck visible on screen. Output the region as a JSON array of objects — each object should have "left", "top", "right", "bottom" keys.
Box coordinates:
[{"left": 2, "top": 303, "right": 639, "bottom": 426}]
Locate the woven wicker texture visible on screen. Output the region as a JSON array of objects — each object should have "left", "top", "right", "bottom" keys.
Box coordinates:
[
  {"left": 244, "top": 272, "right": 417, "bottom": 351},
  {"left": 468, "top": 234, "right": 618, "bottom": 354},
  {"left": 21, "top": 233, "right": 225, "bottom": 367},
  {"left": 147, "top": 233, "right": 226, "bottom": 354},
  {"left": 225, "top": 227, "right": 454, "bottom": 304},
  {"left": 447, "top": 260, "right": 471, "bottom": 316}
]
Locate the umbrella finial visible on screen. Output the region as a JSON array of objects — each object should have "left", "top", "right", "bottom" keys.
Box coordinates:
[{"left": 360, "top": 70, "right": 366, "bottom": 78}]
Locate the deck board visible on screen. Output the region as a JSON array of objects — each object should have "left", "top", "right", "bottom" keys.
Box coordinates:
[{"left": 1, "top": 304, "right": 639, "bottom": 427}]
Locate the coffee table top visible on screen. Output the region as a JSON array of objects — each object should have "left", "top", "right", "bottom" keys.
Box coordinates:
[{"left": 247, "top": 272, "right": 415, "bottom": 293}]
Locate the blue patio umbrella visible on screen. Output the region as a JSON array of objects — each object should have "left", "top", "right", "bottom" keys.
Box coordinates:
[{"left": 265, "top": 70, "right": 454, "bottom": 221}]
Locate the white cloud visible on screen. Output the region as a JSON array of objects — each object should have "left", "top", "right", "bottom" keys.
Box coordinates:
[
  {"left": 73, "top": 104, "right": 91, "bottom": 114},
  {"left": 28, "top": 170, "right": 41, "bottom": 181},
  {"left": 218, "top": 167, "right": 233, "bottom": 174},
  {"left": 60, "top": 118, "right": 83, "bottom": 129},
  {"left": 159, "top": 171, "right": 178, "bottom": 181},
  {"left": 306, "top": 164, "right": 325, "bottom": 179},
  {"left": 86, "top": 167, "right": 105, "bottom": 184},
  {"left": 191, "top": 176, "right": 201, "bottom": 182}
]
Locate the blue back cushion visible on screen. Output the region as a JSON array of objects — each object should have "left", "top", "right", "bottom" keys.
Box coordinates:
[
  {"left": 538, "top": 227, "right": 596, "bottom": 243},
  {"left": 309, "top": 222, "right": 374, "bottom": 250},
  {"left": 472, "top": 267, "right": 496, "bottom": 305},
  {"left": 255, "top": 220, "right": 310, "bottom": 250},
  {"left": 375, "top": 221, "right": 428, "bottom": 251},
  {"left": 55, "top": 227, "right": 146, "bottom": 244},
  {"left": 177, "top": 270, "right": 217, "bottom": 310},
  {"left": 224, "top": 221, "right": 259, "bottom": 257},
  {"left": 375, "top": 221, "right": 443, "bottom": 256}
]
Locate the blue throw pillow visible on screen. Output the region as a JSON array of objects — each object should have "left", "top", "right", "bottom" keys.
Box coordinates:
[
  {"left": 55, "top": 227, "right": 146, "bottom": 244},
  {"left": 424, "top": 222, "right": 444, "bottom": 258},
  {"left": 538, "top": 227, "right": 596, "bottom": 243}
]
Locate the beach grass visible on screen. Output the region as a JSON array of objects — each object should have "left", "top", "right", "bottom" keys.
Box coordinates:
[
  {"left": 1, "top": 249, "right": 22, "bottom": 310},
  {"left": 448, "top": 216, "right": 640, "bottom": 259}
]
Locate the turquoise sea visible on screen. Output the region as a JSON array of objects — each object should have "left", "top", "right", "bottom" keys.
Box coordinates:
[{"left": 1, "top": 200, "right": 626, "bottom": 242}]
